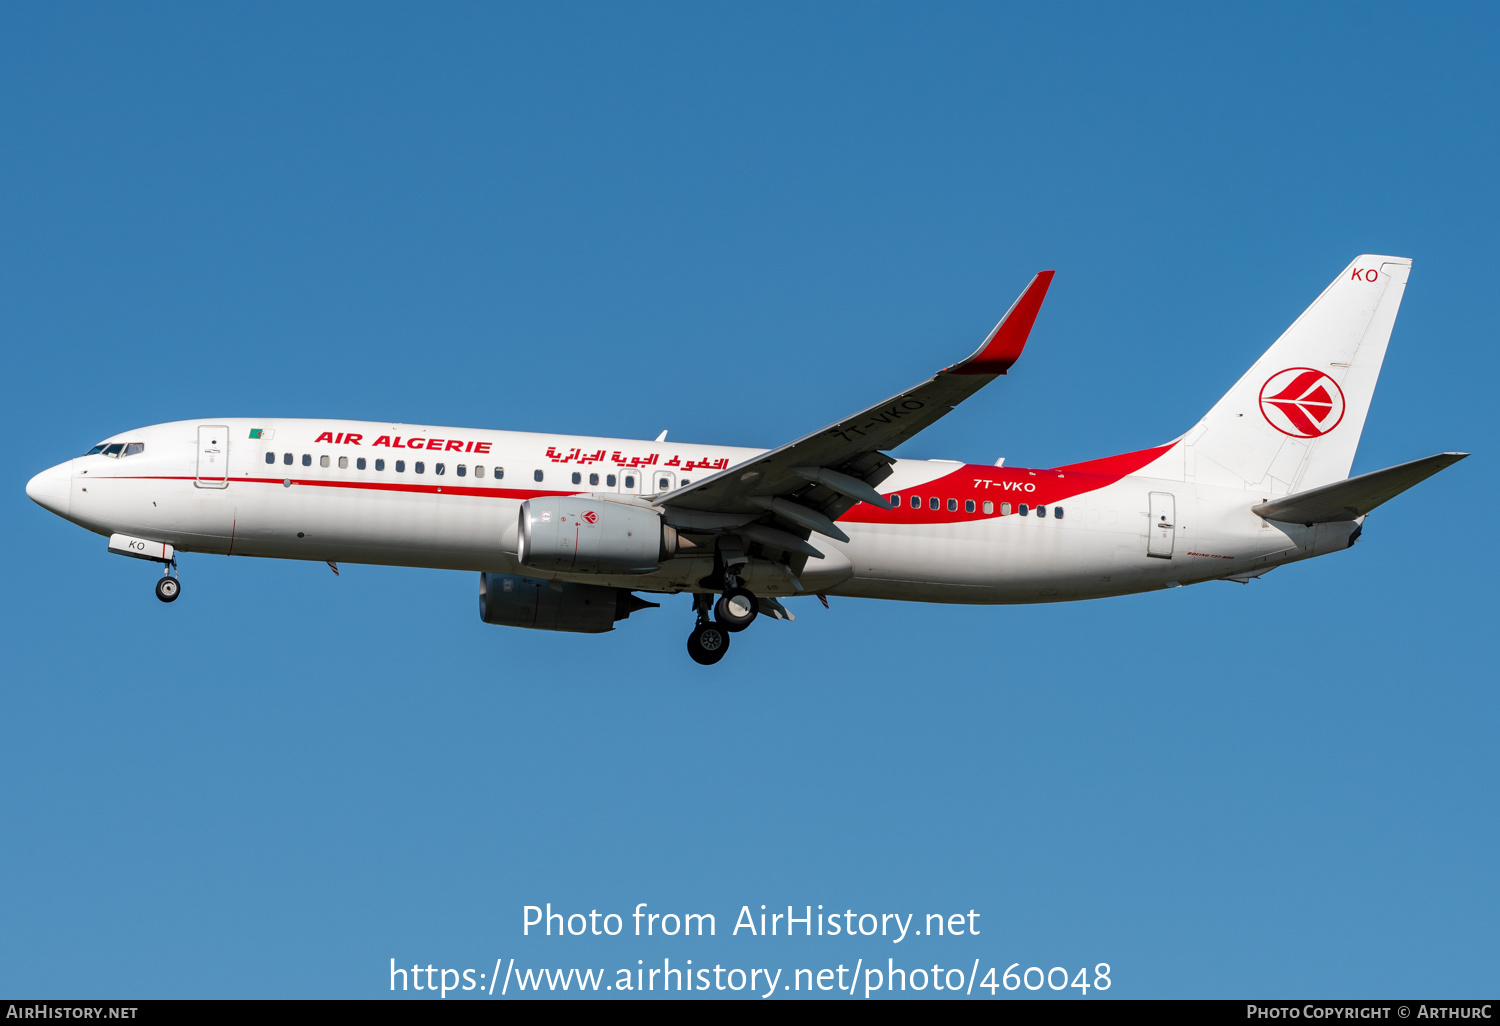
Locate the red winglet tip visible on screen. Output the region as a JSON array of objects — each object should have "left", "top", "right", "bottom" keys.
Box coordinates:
[{"left": 948, "top": 269, "right": 1055, "bottom": 375}]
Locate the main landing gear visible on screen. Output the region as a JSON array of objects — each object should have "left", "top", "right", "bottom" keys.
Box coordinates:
[
  {"left": 686, "top": 583, "right": 763, "bottom": 665},
  {"left": 155, "top": 562, "right": 181, "bottom": 603},
  {"left": 714, "top": 586, "right": 758, "bottom": 631},
  {"left": 686, "top": 593, "right": 729, "bottom": 665},
  {"left": 687, "top": 618, "right": 730, "bottom": 665}
]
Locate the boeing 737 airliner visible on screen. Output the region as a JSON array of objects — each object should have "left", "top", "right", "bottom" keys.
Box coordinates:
[{"left": 25, "top": 255, "right": 1466, "bottom": 663}]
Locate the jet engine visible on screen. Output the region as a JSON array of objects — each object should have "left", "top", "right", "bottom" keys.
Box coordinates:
[
  {"left": 479, "top": 573, "right": 658, "bottom": 634},
  {"left": 516, "top": 496, "right": 679, "bottom": 574}
]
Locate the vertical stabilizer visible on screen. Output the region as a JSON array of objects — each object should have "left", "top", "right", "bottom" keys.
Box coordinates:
[{"left": 1155, "top": 255, "right": 1411, "bottom": 493}]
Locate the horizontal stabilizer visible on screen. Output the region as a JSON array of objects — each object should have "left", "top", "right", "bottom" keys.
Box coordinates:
[{"left": 1252, "top": 452, "right": 1468, "bottom": 524}]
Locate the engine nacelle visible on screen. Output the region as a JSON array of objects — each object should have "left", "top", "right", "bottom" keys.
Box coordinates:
[
  {"left": 479, "top": 573, "right": 657, "bottom": 634},
  {"left": 516, "top": 496, "right": 674, "bottom": 574}
]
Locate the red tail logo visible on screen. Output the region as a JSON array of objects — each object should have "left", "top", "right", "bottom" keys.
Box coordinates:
[{"left": 1259, "top": 368, "right": 1346, "bottom": 438}]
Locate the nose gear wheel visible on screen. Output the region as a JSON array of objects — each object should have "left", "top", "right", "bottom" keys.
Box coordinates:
[{"left": 155, "top": 575, "right": 181, "bottom": 603}]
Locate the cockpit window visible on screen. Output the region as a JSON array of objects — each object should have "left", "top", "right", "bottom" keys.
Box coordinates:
[
  {"left": 84, "top": 443, "right": 108, "bottom": 456},
  {"left": 123, "top": 443, "right": 144, "bottom": 457},
  {"left": 103, "top": 443, "right": 125, "bottom": 457}
]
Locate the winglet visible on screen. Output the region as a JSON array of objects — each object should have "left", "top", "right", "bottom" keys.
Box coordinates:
[{"left": 945, "top": 270, "right": 1055, "bottom": 375}]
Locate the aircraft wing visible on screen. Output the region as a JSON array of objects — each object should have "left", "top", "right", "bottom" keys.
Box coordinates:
[
  {"left": 653, "top": 271, "right": 1054, "bottom": 552},
  {"left": 1252, "top": 452, "right": 1469, "bottom": 525}
]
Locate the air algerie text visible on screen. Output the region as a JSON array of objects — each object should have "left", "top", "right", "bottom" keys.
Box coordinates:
[{"left": 312, "top": 431, "right": 492, "bottom": 454}]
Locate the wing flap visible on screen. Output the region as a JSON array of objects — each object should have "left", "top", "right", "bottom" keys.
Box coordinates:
[{"left": 1252, "top": 452, "right": 1468, "bottom": 524}]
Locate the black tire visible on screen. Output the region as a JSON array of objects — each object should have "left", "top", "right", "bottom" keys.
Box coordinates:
[
  {"left": 714, "top": 587, "right": 758, "bottom": 632},
  {"left": 687, "top": 622, "right": 731, "bottom": 665},
  {"left": 155, "top": 576, "right": 181, "bottom": 603}
]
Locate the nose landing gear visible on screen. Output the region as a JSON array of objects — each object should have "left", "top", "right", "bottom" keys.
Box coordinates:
[{"left": 155, "top": 562, "right": 181, "bottom": 603}]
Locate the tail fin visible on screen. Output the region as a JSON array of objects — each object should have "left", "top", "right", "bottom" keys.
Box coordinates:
[{"left": 1165, "top": 255, "right": 1412, "bottom": 493}]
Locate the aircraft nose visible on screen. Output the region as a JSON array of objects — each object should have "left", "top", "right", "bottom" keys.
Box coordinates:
[{"left": 26, "top": 461, "right": 71, "bottom": 516}]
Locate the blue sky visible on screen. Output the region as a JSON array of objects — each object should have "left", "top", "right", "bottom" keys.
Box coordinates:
[{"left": 1, "top": 2, "right": 1494, "bottom": 999}]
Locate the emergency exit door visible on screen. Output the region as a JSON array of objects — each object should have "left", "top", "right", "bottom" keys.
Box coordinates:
[
  {"left": 196, "top": 425, "right": 230, "bottom": 488},
  {"left": 1147, "top": 491, "right": 1175, "bottom": 559}
]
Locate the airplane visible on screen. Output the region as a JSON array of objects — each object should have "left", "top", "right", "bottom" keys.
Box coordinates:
[{"left": 25, "top": 254, "right": 1466, "bottom": 664}]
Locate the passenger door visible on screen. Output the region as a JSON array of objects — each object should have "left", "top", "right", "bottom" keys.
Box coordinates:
[{"left": 196, "top": 425, "right": 230, "bottom": 489}]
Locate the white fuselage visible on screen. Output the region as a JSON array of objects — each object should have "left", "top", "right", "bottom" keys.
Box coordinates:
[{"left": 31, "top": 417, "right": 1357, "bottom": 604}]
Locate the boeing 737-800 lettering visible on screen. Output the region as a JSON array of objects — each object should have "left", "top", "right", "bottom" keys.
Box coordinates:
[{"left": 25, "top": 256, "right": 1467, "bottom": 663}]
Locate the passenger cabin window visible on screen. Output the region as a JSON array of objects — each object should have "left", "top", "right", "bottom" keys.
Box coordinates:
[
  {"left": 435, "top": 463, "right": 445, "bottom": 475},
  {"left": 658, "top": 476, "right": 670, "bottom": 490},
  {"left": 1054, "top": 506, "right": 1064, "bottom": 519},
  {"left": 301, "top": 454, "right": 311, "bottom": 467},
  {"left": 589, "top": 473, "right": 599, "bottom": 486},
  {"left": 910, "top": 496, "right": 920, "bottom": 509},
  {"left": 456, "top": 464, "right": 466, "bottom": 477},
  {"left": 606, "top": 474, "right": 616, "bottom": 487},
  {"left": 357, "top": 457, "right": 366, "bottom": 470},
  {"left": 265, "top": 452, "right": 275, "bottom": 465},
  {"left": 534, "top": 470, "right": 544, "bottom": 482},
  {"left": 1000, "top": 502, "right": 1011, "bottom": 515},
  {"left": 415, "top": 462, "right": 425, "bottom": 474},
  {"left": 681, "top": 478, "right": 690, "bottom": 486},
  {"left": 947, "top": 498, "right": 958, "bottom": 512},
  {"left": 495, "top": 467, "right": 504, "bottom": 480},
  {"left": 1019, "top": 504, "right": 1029, "bottom": 516},
  {"left": 395, "top": 460, "right": 405, "bottom": 472},
  {"left": 284, "top": 453, "right": 293, "bottom": 465},
  {"left": 338, "top": 456, "right": 348, "bottom": 470},
  {"left": 375, "top": 459, "right": 384, "bottom": 471},
  {"left": 624, "top": 474, "right": 635, "bottom": 489},
  {"left": 474, "top": 465, "right": 484, "bottom": 478},
  {"left": 965, "top": 499, "right": 975, "bottom": 513},
  {"left": 320, "top": 455, "right": 330, "bottom": 468},
  {"left": 1037, "top": 506, "right": 1047, "bottom": 518},
  {"left": 123, "top": 443, "right": 144, "bottom": 457},
  {"left": 890, "top": 494, "right": 900, "bottom": 506},
  {"left": 929, "top": 497, "right": 940, "bottom": 510},
  {"left": 983, "top": 501, "right": 994, "bottom": 514},
  {"left": 572, "top": 472, "right": 582, "bottom": 485}
]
